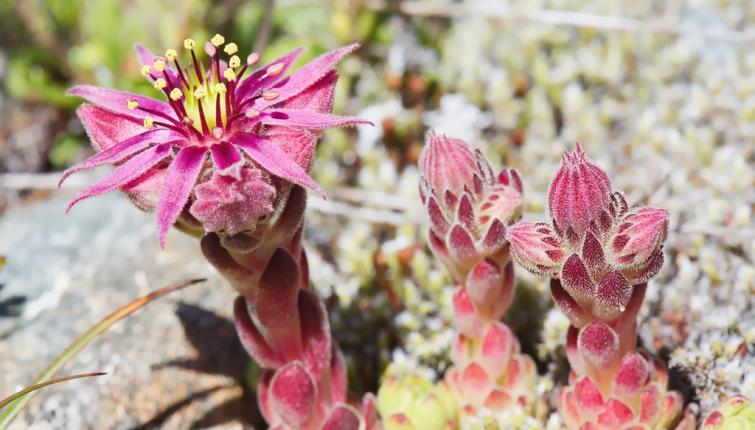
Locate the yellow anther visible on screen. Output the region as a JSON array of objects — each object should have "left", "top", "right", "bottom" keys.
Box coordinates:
[
  {"left": 165, "top": 49, "right": 178, "bottom": 61},
  {"left": 193, "top": 85, "right": 207, "bottom": 99},
  {"left": 214, "top": 83, "right": 227, "bottom": 94},
  {"left": 228, "top": 55, "right": 241, "bottom": 69},
  {"left": 153, "top": 59, "right": 166, "bottom": 72},
  {"left": 245, "top": 108, "right": 260, "bottom": 119},
  {"left": 140, "top": 65, "right": 152, "bottom": 77},
  {"left": 169, "top": 88, "right": 183, "bottom": 101},
  {"left": 184, "top": 39, "right": 196, "bottom": 50},
  {"left": 261, "top": 91, "right": 279, "bottom": 100},
  {"left": 153, "top": 78, "right": 167, "bottom": 90},
  {"left": 210, "top": 34, "right": 225, "bottom": 47},
  {"left": 247, "top": 52, "right": 260, "bottom": 66},
  {"left": 266, "top": 63, "right": 284, "bottom": 76},
  {"left": 223, "top": 68, "right": 237, "bottom": 82},
  {"left": 223, "top": 43, "right": 238, "bottom": 55},
  {"left": 144, "top": 116, "right": 154, "bottom": 128},
  {"left": 127, "top": 100, "right": 139, "bottom": 110}
]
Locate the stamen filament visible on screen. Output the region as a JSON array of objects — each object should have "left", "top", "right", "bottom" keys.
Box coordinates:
[
  {"left": 153, "top": 120, "right": 189, "bottom": 135},
  {"left": 190, "top": 49, "right": 204, "bottom": 85},
  {"left": 137, "top": 106, "right": 181, "bottom": 126},
  {"left": 173, "top": 60, "right": 190, "bottom": 88},
  {"left": 196, "top": 100, "right": 211, "bottom": 135},
  {"left": 215, "top": 95, "right": 222, "bottom": 129}
]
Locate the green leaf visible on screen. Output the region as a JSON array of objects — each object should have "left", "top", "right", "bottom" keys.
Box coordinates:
[{"left": 0, "top": 278, "right": 205, "bottom": 429}]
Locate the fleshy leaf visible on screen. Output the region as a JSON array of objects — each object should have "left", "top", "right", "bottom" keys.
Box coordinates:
[{"left": 269, "top": 362, "right": 317, "bottom": 428}]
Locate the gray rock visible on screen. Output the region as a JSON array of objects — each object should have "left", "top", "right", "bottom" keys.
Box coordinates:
[{"left": 0, "top": 191, "right": 258, "bottom": 429}]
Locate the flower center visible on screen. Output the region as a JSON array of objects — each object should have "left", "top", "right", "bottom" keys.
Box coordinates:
[{"left": 132, "top": 34, "right": 275, "bottom": 138}]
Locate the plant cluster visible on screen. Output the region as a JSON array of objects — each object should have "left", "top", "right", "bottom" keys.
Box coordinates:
[{"left": 57, "top": 33, "right": 750, "bottom": 429}]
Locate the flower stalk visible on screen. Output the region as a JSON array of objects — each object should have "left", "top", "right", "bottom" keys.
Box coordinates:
[
  {"left": 63, "top": 35, "right": 377, "bottom": 430},
  {"left": 415, "top": 132, "right": 538, "bottom": 427},
  {"left": 509, "top": 145, "right": 688, "bottom": 429}
]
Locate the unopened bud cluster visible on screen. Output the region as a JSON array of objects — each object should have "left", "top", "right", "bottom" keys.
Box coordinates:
[
  {"left": 509, "top": 145, "right": 684, "bottom": 429},
  {"left": 417, "top": 132, "right": 538, "bottom": 423}
]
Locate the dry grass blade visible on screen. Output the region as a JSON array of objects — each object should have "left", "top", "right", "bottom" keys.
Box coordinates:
[
  {"left": 0, "top": 278, "right": 206, "bottom": 429},
  {"left": 0, "top": 373, "right": 107, "bottom": 411}
]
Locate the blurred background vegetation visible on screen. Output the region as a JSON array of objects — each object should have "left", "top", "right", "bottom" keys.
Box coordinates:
[{"left": 0, "top": 0, "right": 753, "bottom": 420}]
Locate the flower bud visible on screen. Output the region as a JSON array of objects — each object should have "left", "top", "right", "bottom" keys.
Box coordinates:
[
  {"left": 508, "top": 221, "right": 564, "bottom": 276},
  {"left": 610, "top": 207, "right": 668, "bottom": 269},
  {"left": 189, "top": 166, "right": 276, "bottom": 237},
  {"left": 418, "top": 131, "right": 481, "bottom": 209},
  {"left": 548, "top": 145, "right": 611, "bottom": 239}
]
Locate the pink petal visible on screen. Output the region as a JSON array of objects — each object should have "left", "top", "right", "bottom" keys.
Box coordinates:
[
  {"left": 134, "top": 44, "right": 179, "bottom": 84},
  {"left": 261, "top": 109, "right": 372, "bottom": 129},
  {"left": 76, "top": 104, "right": 144, "bottom": 151},
  {"left": 232, "top": 132, "right": 324, "bottom": 195},
  {"left": 281, "top": 69, "right": 338, "bottom": 112},
  {"left": 210, "top": 142, "right": 243, "bottom": 178},
  {"left": 253, "top": 44, "right": 359, "bottom": 112},
  {"left": 264, "top": 128, "right": 318, "bottom": 171},
  {"left": 66, "top": 143, "right": 170, "bottom": 212},
  {"left": 235, "top": 48, "right": 305, "bottom": 101},
  {"left": 60, "top": 127, "right": 182, "bottom": 186},
  {"left": 67, "top": 85, "right": 176, "bottom": 121},
  {"left": 156, "top": 146, "right": 207, "bottom": 247}
]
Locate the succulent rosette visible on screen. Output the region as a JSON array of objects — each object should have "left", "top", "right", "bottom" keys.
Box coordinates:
[{"left": 62, "top": 35, "right": 369, "bottom": 246}]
